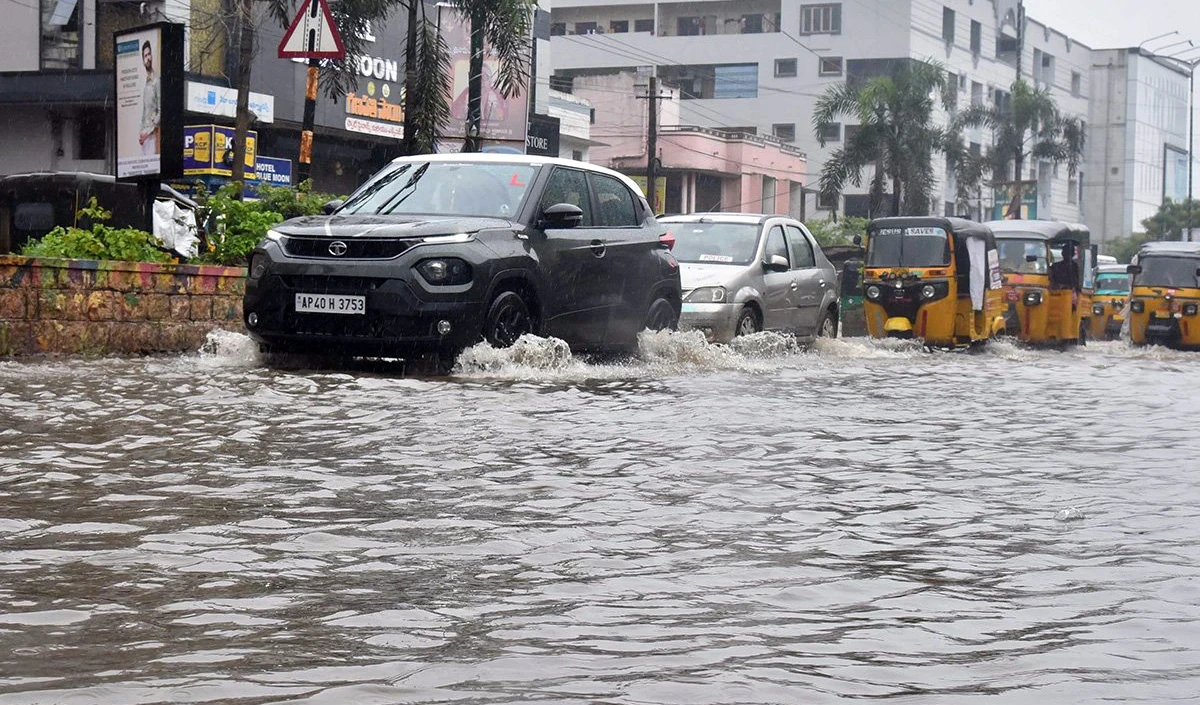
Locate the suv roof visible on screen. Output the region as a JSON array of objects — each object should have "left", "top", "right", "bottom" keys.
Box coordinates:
[{"left": 387, "top": 153, "right": 647, "bottom": 200}]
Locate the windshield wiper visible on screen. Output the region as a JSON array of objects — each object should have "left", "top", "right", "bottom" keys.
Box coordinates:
[
  {"left": 379, "top": 162, "right": 431, "bottom": 214},
  {"left": 339, "top": 163, "right": 412, "bottom": 213}
]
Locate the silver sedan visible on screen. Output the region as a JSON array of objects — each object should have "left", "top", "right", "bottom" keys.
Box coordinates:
[{"left": 661, "top": 214, "right": 840, "bottom": 343}]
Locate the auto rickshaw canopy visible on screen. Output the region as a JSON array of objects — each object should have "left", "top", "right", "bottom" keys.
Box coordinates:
[
  {"left": 868, "top": 216, "right": 997, "bottom": 255},
  {"left": 987, "top": 219, "right": 1091, "bottom": 251}
]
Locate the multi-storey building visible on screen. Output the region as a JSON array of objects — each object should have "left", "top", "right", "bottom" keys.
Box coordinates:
[
  {"left": 550, "top": 0, "right": 1090, "bottom": 223},
  {"left": 1085, "top": 48, "right": 1192, "bottom": 245}
]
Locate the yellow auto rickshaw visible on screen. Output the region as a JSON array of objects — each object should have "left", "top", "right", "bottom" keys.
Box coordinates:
[
  {"left": 987, "top": 220, "right": 1094, "bottom": 345},
  {"left": 861, "top": 217, "right": 1006, "bottom": 347},
  {"left": 1126, "top": 242, "right": 1200, "bottom": 348},
  {"left": 1088, "top": 264, "right": 1130, "bottom": 340}
]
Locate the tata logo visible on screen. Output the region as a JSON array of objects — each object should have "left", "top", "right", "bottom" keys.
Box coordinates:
[{"left": 328, "top": 241, "right": 348, "bottom": 257}]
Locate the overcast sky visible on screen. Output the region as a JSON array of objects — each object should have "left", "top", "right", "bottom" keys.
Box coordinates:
[{"left": 1023, "top": 0, "right": 1200, "bottom": 54}]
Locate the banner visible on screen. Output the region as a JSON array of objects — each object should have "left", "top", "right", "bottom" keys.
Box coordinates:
[
  {"left": 438, "top": 6, "right": 530, "bottom": 148},
  {"left": 115, "top": 23, "right": 184, "bottom": 180},
  {"left": 992, "top": 180, "right": 1038, "bottom": 220},
  {"left": 182, "top": 125, "right": 257, "bottom": 176}
]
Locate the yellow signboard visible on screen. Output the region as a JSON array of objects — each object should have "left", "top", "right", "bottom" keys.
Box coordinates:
[{"left": 631, "top": 176, "right": 667, "bottom": 214}]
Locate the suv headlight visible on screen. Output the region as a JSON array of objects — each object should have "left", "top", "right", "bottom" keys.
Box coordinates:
[
  {"left": 685, "top": 286, "right": 726, "bottom": 303},
  {"left": 865, "top": 285, "right": 881, "bottom": 300},
  {"left": 416, "top": 258, "right": 472, "bottom": 285},
  {"left": 265, "top": 229, "right": 285, "bottom": 244}
]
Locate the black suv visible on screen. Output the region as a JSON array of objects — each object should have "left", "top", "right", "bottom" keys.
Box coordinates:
[{"left": 242, "top": 155, "right": 682, "bottom": 366}]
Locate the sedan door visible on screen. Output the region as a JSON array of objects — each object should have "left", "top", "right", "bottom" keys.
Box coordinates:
[
  {"left": 786, "top": 224, "right": 828, "bottom": 333},
  {"left": 761, "top": 224, "right": 799, "bottom": 330}
]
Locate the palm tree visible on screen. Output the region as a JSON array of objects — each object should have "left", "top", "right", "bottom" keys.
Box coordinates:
[
  {"left": 812, "top": 59, "right": 951, "bottom": 218},
  {"left": 447, "top": 0, "right": 535, "bottom": 152},
  {"left": 951, "top": 79, "right": 1085, "bottom": 218},
  {"left": 400, "top": 1, "right": 453, "bottom": 155}
]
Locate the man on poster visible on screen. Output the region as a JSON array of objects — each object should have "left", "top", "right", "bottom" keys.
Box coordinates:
[{"left": 138, "top": 40, "right": 161, "bottom": 156}]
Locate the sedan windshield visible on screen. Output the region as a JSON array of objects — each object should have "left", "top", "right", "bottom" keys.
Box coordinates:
[
  {"left": 338, "top": 161, "right": 539, "bottom": 218},
  {"left": 867, "top": 227, "right": 951, "bottom": 267},
  {"left": 669, "top": 222, "right": 761, "bottom": 265},
  {"left": 1138, "top": 256, "right": 1200, "bottom": 288},
  {"left": 1095, "top": 273, "right": 1130, "bottom": 294},
  {"left": 997, "top": 238, "right": 1048, "bottom": 274}
]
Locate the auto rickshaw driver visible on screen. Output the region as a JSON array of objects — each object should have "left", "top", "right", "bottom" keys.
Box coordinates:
[{"left": 1049, "top": 242, "right": 1081, "bottom": 309}]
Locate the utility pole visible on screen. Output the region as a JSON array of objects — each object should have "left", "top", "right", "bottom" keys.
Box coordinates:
[
  {"left": 646, "top": 75, "right": 658, "bottom": 213},
  {"left": 231, "top": 0, "right": 255, "bottom": 190},
  {"left": 1189, "top": 63, "right": 1196, "bottom": 241},
  {"left": 297, "top": 58, "right": 319, "bottom": 184}
]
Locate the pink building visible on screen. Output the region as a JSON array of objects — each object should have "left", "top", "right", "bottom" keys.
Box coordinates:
[{"left": 572, "top": 73, "right": 808, "bottom": 216}]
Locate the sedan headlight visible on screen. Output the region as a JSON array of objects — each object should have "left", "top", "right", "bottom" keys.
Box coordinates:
[
  {"left": 1023, "top": 290, "right": 1043, "bottom": 306},
  {"left": 865, "top": 285, "right": 882, "bottom": 300},
  {"left": 249, "top": 253, "right": 269, "bottom": 280},
  {"left": 1130, "top": 299, "right": 1145, "bottom": 313},
  {"left": 1092, "top": 303, "right": 1105, "bottom": 316},
  {"left": 1185, "top": 303, "right": 1199, "bottom": 316},
  {"left": 685, "top": 286, "right": 727, "bottom": 303},
  {"left": 416, "top": 258, "right": 472, "bottom": 285}
]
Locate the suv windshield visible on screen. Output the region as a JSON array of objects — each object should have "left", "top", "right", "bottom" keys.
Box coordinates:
[
  {"left": 1095, "top": 273, "right": 1130, "bottom": 294},
  {"left": 1138, "top": 256, "right": 1200, "bottom": 288},
  {"left": 339, "top": 161, "right": 539, "bottom": 218},
  {"left": 997, "top": 238, "right": 1048, "bottom": 274},
  {"left": 867, "top": 227, "right": 951, "bottom": 267},
  {"left": 670, "top": 222, "right": 761, "bottom": 265}
]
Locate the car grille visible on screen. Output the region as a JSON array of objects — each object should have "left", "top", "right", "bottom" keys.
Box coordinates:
[
  {"left": 283, "top": 236, "right": 414, "bottom": 259},
  {"left": 277, "top": 275, "right": 388, "bottom": 292}
]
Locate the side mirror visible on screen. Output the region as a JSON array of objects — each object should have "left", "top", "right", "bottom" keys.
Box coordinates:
[
  {"left": 1025, "top": 254, "right": 1039, "bottom": 263},
  {"left": 540, "top": 202, "right": 584, "bottom": 229},
  {"left": 1127, "top": 264, "right": 1142, "bottom": 275},
  {"left": 764, "top": 254, "right": 790, "bottom": 272},
  {"left": 852, "top": 235, "right": 862, "bottom": 246},
  {"left": 322, "top": 199, "right": 344, "bottom": 215}
]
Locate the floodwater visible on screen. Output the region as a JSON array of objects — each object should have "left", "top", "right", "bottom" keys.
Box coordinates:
[{"left": 0, "top": 331, "right": 1197, "bottom": 704}]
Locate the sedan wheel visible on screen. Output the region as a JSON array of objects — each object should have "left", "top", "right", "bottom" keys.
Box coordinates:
[
  {"left": 484, "top": 291, "right": 532, "bottom": 348},
  {"left": 735, "top": 307, "right": 761, "bottom": 337},
  {"left": 817, "top": 310, "right": 838, "bottom": 338}
]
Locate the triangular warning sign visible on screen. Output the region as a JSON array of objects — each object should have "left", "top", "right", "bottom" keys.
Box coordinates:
[{"left": 278, "top": 0, "right": 345, "bottom": 59}]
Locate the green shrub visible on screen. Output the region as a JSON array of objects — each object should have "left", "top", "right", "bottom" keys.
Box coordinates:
[
  {"left": 20, "top": 198, "right": 172, "bottom": 263},
  {"left": 804, "top": 216, "right": 869, "bottom": 248},
  {"left": 190, "top": 180, "right": 343, "bottom": 266}
]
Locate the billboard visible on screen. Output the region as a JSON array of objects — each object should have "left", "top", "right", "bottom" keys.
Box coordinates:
[
  {"left": 438, "top": 5, "right": 530, "bottom": 148},
  {"left": 992, "top": 180, "right": 1038, "bottom": 220},
  {"left": 114, "top": 23, "right": 184, "bottom": 180},
  {"left": 183, "top": 125, "right": 257, "bottom": 176}
]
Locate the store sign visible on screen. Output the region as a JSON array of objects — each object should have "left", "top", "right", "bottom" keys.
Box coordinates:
[
  {"left": 526, "top": 114, "right": 560, "bottom": 156},
  {"left": 186, "top": 82, "right": 275, "bottom": 124},
  {"left": 346, "top": 92, "right": 403, "bottom": 123},
  {"left": 254, "top": 156, "right": 293, "bottom": 186},
  {"left": 345, "top": 117, "right": 404, "bottom": 139},
  {"left": 183, "top": 124, "right": 257, "bottom": 176}
]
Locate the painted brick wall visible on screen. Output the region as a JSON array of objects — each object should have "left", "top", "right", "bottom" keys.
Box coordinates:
[{"left": 0, "top": 256, "right": 247, "bottom": 356}]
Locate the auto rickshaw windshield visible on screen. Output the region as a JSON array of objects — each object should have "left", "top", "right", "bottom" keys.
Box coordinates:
[
  {"left": 866, "top": 227, "right": 951, "bottom": 267},
  {"left": 1138, "top": 256, "right": 1200, "bottom": 288},
  {"left": 1095, "top": 272, "right": 1130, "bottom": 294},
  {"left": 997, "top": 239, "right": 1048, "bottom": 274}
]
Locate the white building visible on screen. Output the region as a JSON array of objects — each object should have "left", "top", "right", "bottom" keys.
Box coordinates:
[
  {"left": 1085, "top": 48, "right": 1192, "bottom": 245},
  {"left": 549, "top": 0, "right": 1090, "bottom": 222}
]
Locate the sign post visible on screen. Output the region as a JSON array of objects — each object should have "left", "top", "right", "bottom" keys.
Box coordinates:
[{"left": 278, "top": 0, "right": 345, "bottom": 184}]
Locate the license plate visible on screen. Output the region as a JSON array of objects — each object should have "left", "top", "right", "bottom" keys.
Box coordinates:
[{"left": 295, "top": 293, "right": 366, "bottom": 315}]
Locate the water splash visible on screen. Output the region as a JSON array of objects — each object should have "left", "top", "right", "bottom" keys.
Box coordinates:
[
  {"left": 198, "top": 330, "right": 262, "bottom": 368},
  {"left": 453, "top": 335, "right": 575, "bottom": 375}
]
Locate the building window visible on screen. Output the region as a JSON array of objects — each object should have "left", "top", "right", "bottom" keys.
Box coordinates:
[
  {"left": 609, "top": 20, "right": 628, "bottom": 33},
  {"left": 713, "top": 64, "right": 758, "bottom": 99},
  {"left": 634, "top": 18, "right": 654, "bottom": 33},
  {"left": 572, "top": 149, "right": 584, "bottom": 161},
  {"left": 994, "top": 89, "right": 1011, "bottom": 113},
  {"left": 817, "top": 191, "right": 837, "bottom": 210},
  {"left": 589, "top": 108, "right": 596, "bottom": 124},
  {"left": 819, "top": 56, "right": 844, "bottom": 76},
  {"left": 970, "top": 20, "right": 982, "bottom": 55},
  {"left": 41, "top": 0, "right": 82, "bottom": 69},
  {"left": 1039, "top": 51, "right": 1056, "bottom": 86},
  {"left": 971, "top": 81, "right": 983, "bottom": 107},
  {"left": 775, "top": 58, "right": 797, "bottom": 77},
  {"left": 844, "top": 124, "right": 860, "bottom": 143},
  {"left": 550, "top": 22, "right": 566, "bottom": 36},
  {"left": 574, "top": 21, "right": 598, "bottom": 34},
  {"left": 1071, "top": 71, "right": 1082, "bottom": 96},
  {"left": 677, "top": 16, "right": 702, "bottom": 36},
  {"left": 800, "top": 4, "right": 841, "bottom": 35},
  {"left": 958, "top": 72, "right": 967, "bottom": 91},
  {"left": 742, "top": 14, "right": 764, "bottom": 34},
  {"left": 819, "top": 122, "right": 841, "bottom": 143},
  {"left": 772, "top": 123, "right": 796, "bottom": 141},
  {"left": 1068, "top": 176, "right": 1079, "bottom": 204},
  {"left": 942, "top": 7, "right": 955, "bottom": 45}
]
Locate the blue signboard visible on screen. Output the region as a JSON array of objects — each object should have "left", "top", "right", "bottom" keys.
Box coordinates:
[{"left": 254, "top": 156, "right": 293, "bottom": 187}]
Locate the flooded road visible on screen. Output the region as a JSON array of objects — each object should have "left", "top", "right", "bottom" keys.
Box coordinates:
[{"left": 1, "top": 332, "right": 1198, "bottom": 704}]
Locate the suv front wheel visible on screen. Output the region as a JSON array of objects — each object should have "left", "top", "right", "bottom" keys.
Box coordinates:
[{"left": 484, "top": 291, "right": 533, "bottom": 347}]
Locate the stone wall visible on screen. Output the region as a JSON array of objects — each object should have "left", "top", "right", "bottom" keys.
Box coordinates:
[{"left": 0, "top": 256, "right": 247, "bottom": 356}]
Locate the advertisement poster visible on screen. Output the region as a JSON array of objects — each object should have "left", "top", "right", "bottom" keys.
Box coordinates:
[
  {"left": 182, "top": 125, "right": 257, "bottom": 176},
  {"left": 992, "top": 180, "right": 1038, "bottom": 220},
  {"left": 115, "top": 27, "right": 163, "bottom": 179},
  {"left": 115, "top": 23, "right": 183, "bottom": 181},
  {"left": 437, "top": 6, "right": 530, "bottom": 148}
]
